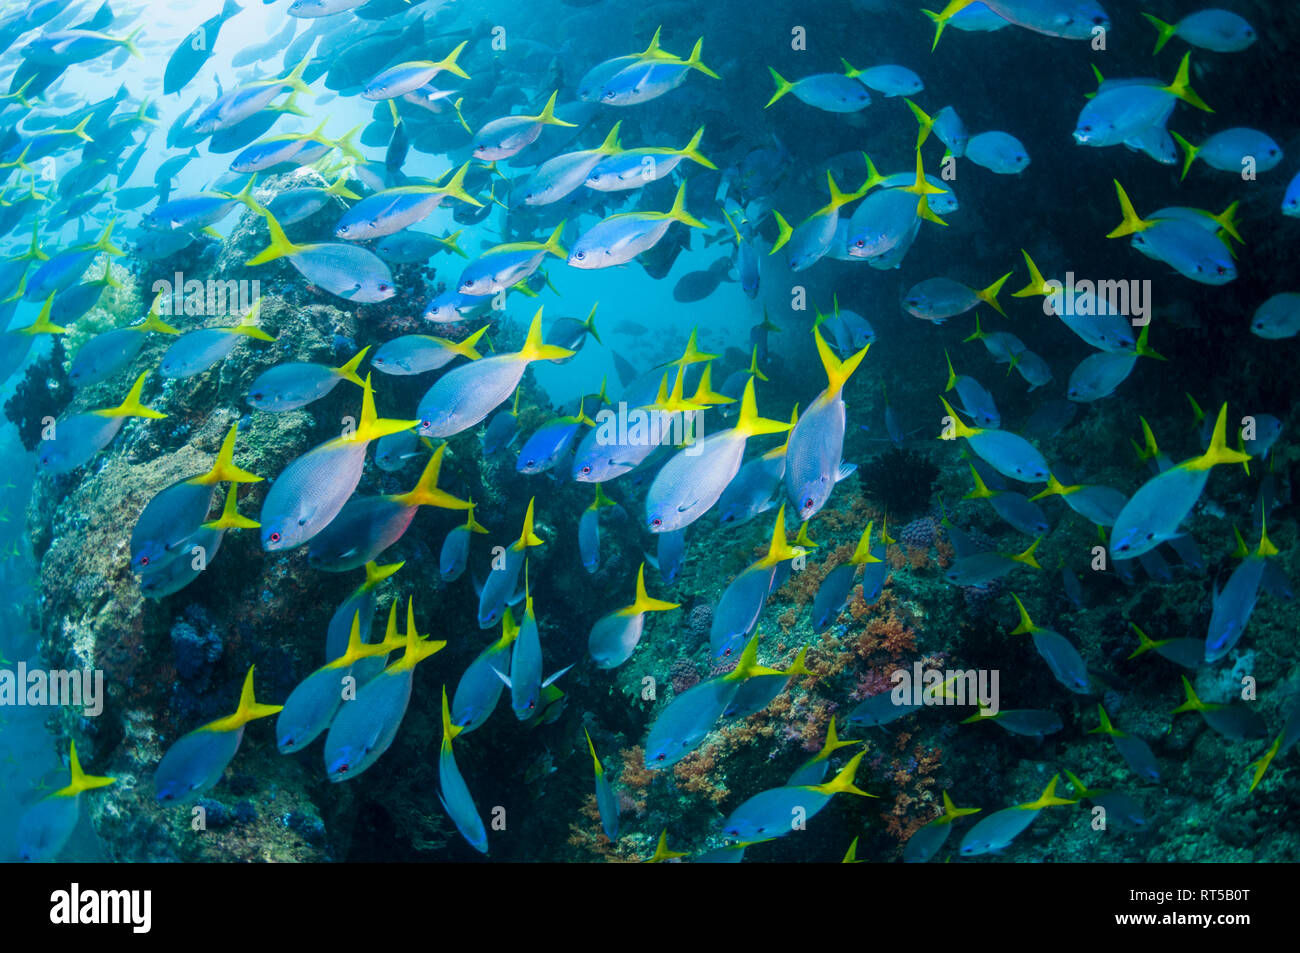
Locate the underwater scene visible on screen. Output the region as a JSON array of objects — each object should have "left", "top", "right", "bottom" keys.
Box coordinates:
[{"left": 0, "top": 0, "right": 1297, "bottom": 866}]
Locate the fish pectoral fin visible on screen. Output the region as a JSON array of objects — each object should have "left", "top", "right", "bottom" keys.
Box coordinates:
[
  {"left": 489, "top": 665, "right": 512, "bottom": 689},
  {"left": 542, "top": 664, "right": 574, "bottom": 688}
]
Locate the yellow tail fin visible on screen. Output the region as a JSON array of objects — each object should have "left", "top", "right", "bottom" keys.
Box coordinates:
[{"left": 93, "top": 371, "right": 166, "bottom": 420}]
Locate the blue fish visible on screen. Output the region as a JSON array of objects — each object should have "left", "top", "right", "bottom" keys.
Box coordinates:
[{"left": 155, "top": 667, "right": 282, "bottom": 802}]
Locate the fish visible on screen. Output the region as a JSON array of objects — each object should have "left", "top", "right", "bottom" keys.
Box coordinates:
[
  {"left": 710, "top": 507, "right": 807, "bottom": 658},
  {"left": 371, "top": 327, "right": 486, "bottom": 377},
  {"left": 163, "top": 0, "right": 243, "bottom": 95},
  {"left": 439, "top": 687, "right": 488, "bottom": 853},
  {"left": 588, "top": 562, "right": 680, "bottom": 669},
  {"left": 190, "top": 57, "right": 312, "bottom": 135},
  {"left": 38, "top": 371, "right": 167, "bottom": 475},
  {"left": 451, "top": 609, "right": 517, "bottom": 733},
  {"left": 585, "top": 126, "right": 716, "bottom": 191},
  {"left": 416, "top": 309, "right": 573, "bottom": 439},
  {"left": 1173, "top": 128, "right": 1283, "bottom": 180},
  {"left": 472, "top": 90, "right": 577, "bottom": 162},
  {"left": 720, "top": 750, "right": 871, "bottom": 840},
  {"left": 1205, "top": 522, "right": 1279, "bottom": 663},
  {"left": 517, "top": 401, "right": 596, "bottom": 475},
  {"left": 523, "top": 123, "right": 625, "bottom": 207},
  {"left": 1141, "top": 9, "right": 1256, "bottom": 54},
  {"left": 440, "top": 501, "right": 488, "bottom": 584},
  {"left": 645, "top": 377, "right": 791, "bottom": 533},
  {"left": 765, "top": 67, "right": 872, "bottom": 114},
  {"left": 248, "top": 346, "right": 369, "bottom": 411},
  {"left": 1030, "top": 474, "right": 1126, "bottom": 527},
  {"left": 1089, "top": 704, "right": 1160, "bottom": 781},
  {"left": 130, "top": 423, "right": 261, "bottom": 573},
  {"left": 276, "top": 610, "right": 404, "bottom": 753},
  {"left": 477, "top": 499, "right": 544, "bottom": 629},
  {"left": 585, "top": 729, "right": 620, "bottom": 841},
  {"left": 643, "top": 634, "right": 793, "bottom": 767},
  {"left": 1110, "top": 404, "right": 1249, "bottom": 561},
  {"left": 1008, "top": 594, "right": 1090, "bottom": 695},
  {"left": 361, "top": 42, "right": 470, "bottom": 100},
  {"left": 598, "top": 38, "right": 719, "bottom": 106},
  {"left": 962, "top": 707, "right": 1063, "bottom": 738},
  {"left": 323, "top": 560, "right": 403, "bottom": 663},
  {"left": 902, "top": 791, "right": 981, "bottom": 863},
  {"left": 155, "top": 667, "right": 282, "bottom": 802},
  {"left": 812, "top": 521, "right": 884, "bottom": 633},
  {"left": 843, "top": 61, "right": 923, "bottom": 97},
  {"left": 786, "top": 718, "right": 861, "bottom": 787},
  {"left": 965, "top": 131, "right": 1030, "bottom": 174},
  {"left": 323, "top": 599, "right": 445, "bottom": 782},
  {"left": 333, "top": 163, "right": 481, "bottom": 241},
  {"left": 544, "top": 304, "right": 600, "bottom": 363},
  {"left": 458, "top": 223, "right": 568, "bottom": 296},
  {"left": 14, "top": 741, "right": 115, "bottom": 862},
  {"left": 1171, "top": 676, "right": 1268, "bottom": 743},
  {"left": 259, "top": 375, "right": 418, "bottom": 551},
  {"left": 568, "top": 182, "right": 706, "bottom": 269},
  {"left": 306, "top": 443, "right": 470, "bottom": 571},
  {"left": 1251, "top": 293, "right": 1300, "bottom": 339},
  {"left": 939, "top": 395, "right": 1048, "bottom": 482},
  {"left": 69, "top": 300, "right": 179, "bottom": 387},
  {"left": 903, "top": 272, "right": 1010, "bottom": 322},
  {"left": 246, "top": 204, "right": 396, "bottom": 302},
  {"left": 161, "top": 299, "right": 276, "bottom": 378},
  {"left": 957, "top": 776, "right": 1077, "bottom": 856},
  {"left": 785, "top": 327, "right": 868, "bottom": 519},
  {"left": 578, "top": 483, "right": 616, "bottom": 573}
]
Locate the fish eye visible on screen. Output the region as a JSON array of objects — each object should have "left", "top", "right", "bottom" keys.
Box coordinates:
[
  {"left": 269, "top": 531, "right": 281, "bottom": 543},
  {"left": 655, "top": 753, "right": 665, "bottom": 761},
  {"left": 422, "top": 420, "right": 431, "bottom": 429},
  {"left": 525, "top": 459, "right": 535, "bottom": 468},
  {"left": 140, "top": 555, "right": 149, "bottom": 566},
  {"left": 651, "top": 517, "right": 662, "bottom": 527},
  {"left": 603, "top": 90, "right": 615, "bottom": 100},
  {"left": 854, "top": 239, "right": 864, "bottom": 248},
  {"left": 574, "top": 251, "right": 585, "bottom": 260},
  {"left": 581, "top": 465, "right": 591, "bottom": 475}
]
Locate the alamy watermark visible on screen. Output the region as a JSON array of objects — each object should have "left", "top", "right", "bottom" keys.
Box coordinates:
[
  {"left": 1042, "top": 274, "right": 1151, "bottom": 327},
  {"left": 892, "top": 662, "right": 1000, "bottom": 714},
  {"left": 593, "top": 402, "right": 704, "bottom": 456},
  {"left": 1, "top": 663, "right": 104, "bottom": 716},
  {"left": 151, "top": 273, "right": 260, "bottom": 318}
]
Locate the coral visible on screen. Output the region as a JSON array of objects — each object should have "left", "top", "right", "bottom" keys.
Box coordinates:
[
  {"left": 5, "top": 339, "right": 72, "bottom": 452},
  {"left": 669, "top": 658, "right": 700, "bottom": 695}
]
